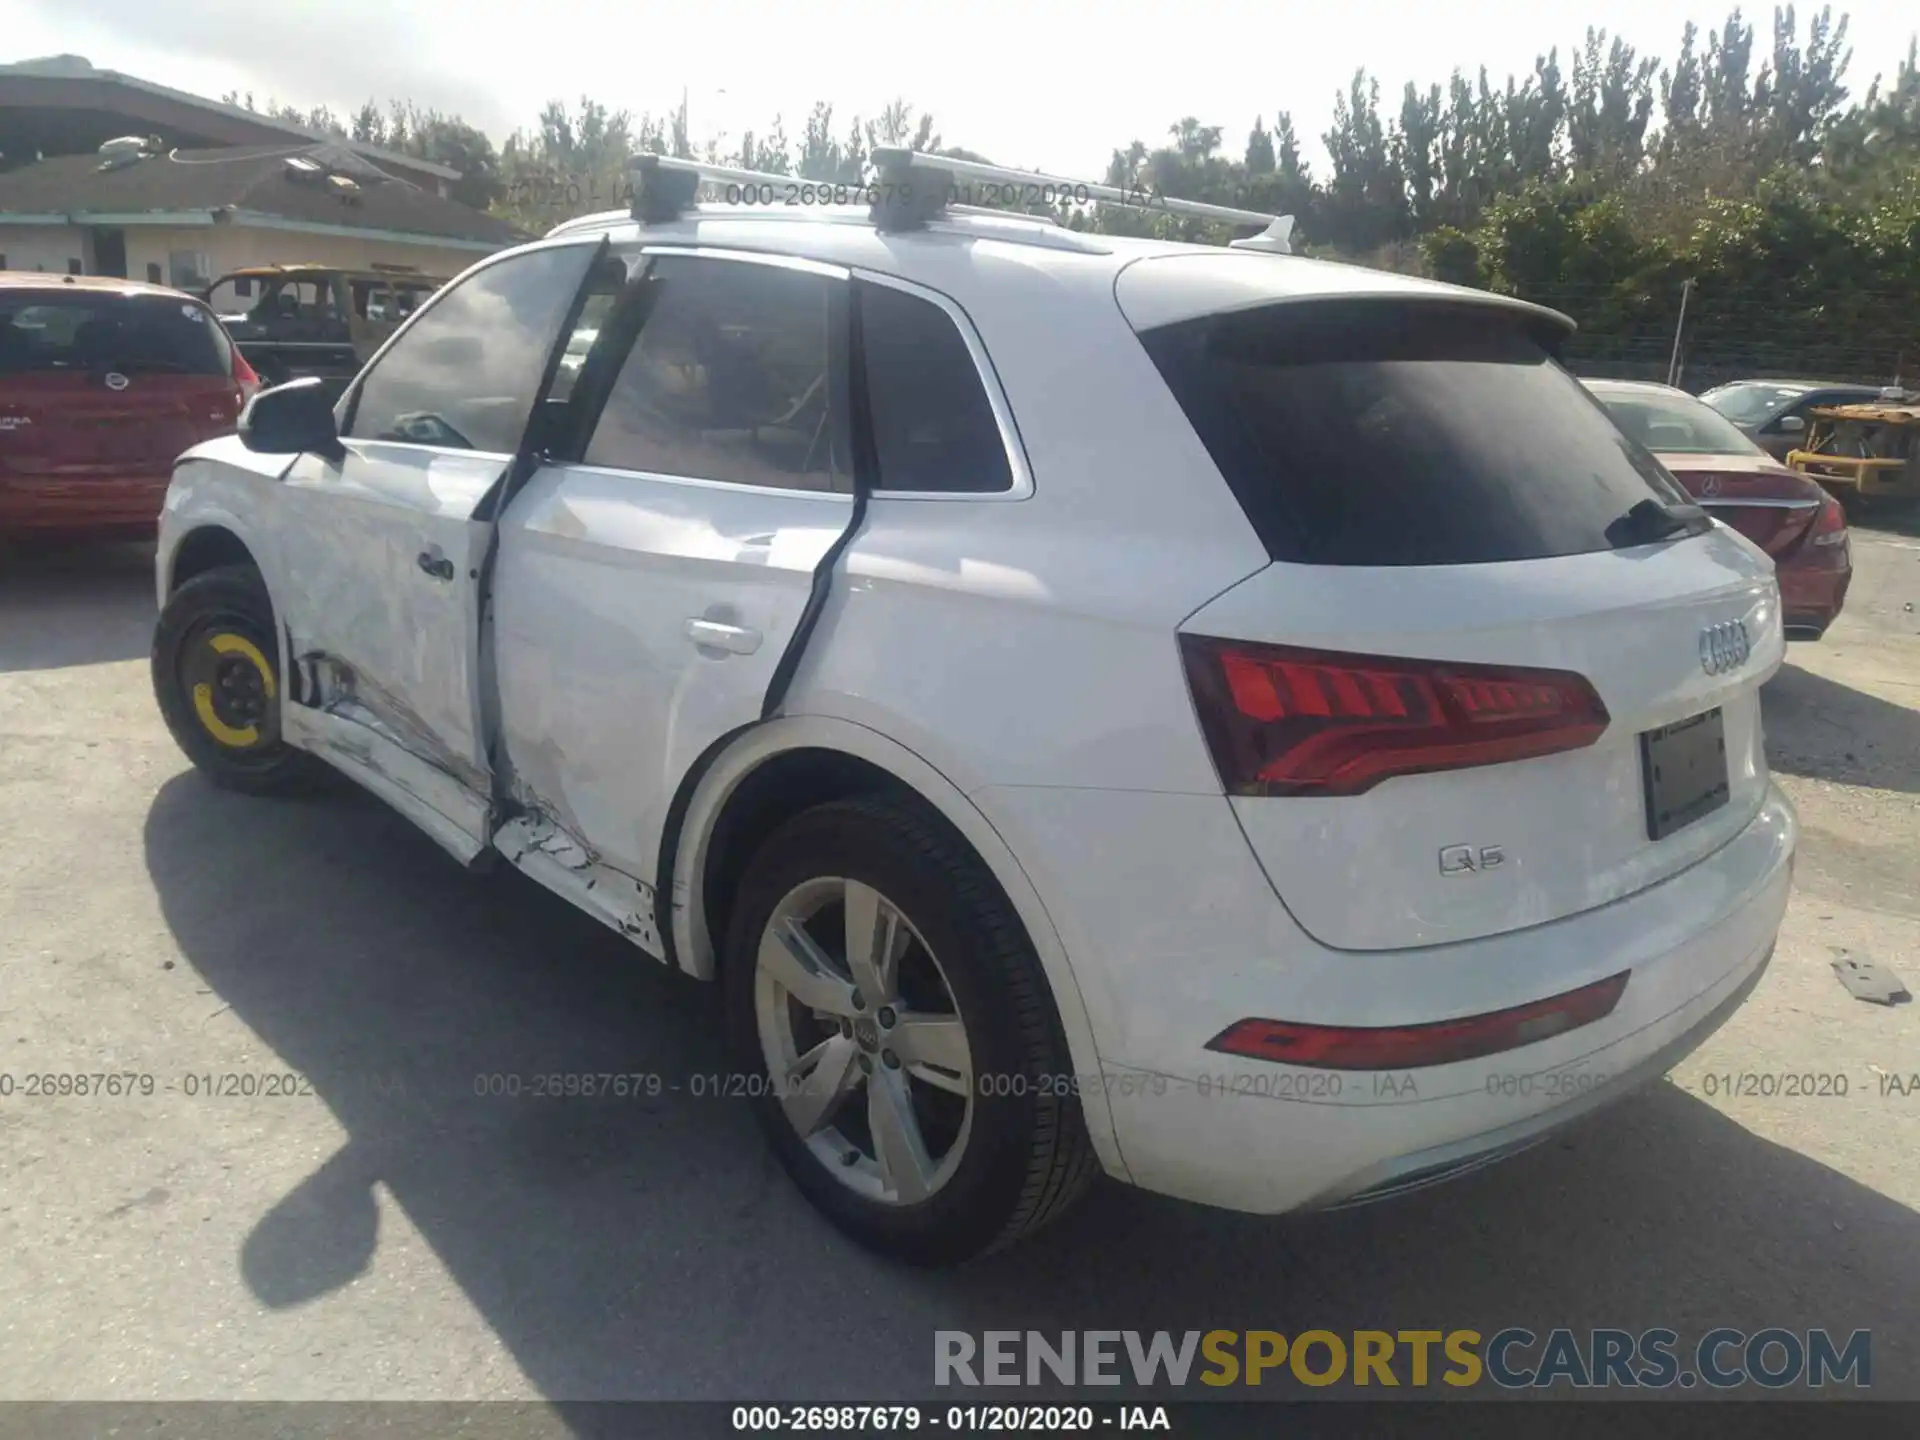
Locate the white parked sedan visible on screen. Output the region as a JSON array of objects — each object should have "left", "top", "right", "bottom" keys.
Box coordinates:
[{"left": 151, "top": 153, "right": 1795, "bottom": 1264}]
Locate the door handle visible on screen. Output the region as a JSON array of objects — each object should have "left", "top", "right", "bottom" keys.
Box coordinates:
[
  {"left": 684, "top": 618, "right": 763, "bottom": 655},
  {"left": 416, "top": 551, "right": 455, "bottom": 581}
]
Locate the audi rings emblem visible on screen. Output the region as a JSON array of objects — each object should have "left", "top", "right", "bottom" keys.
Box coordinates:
[{"left": 1699, "top": 619, "right": 1751, "bottom": 676}]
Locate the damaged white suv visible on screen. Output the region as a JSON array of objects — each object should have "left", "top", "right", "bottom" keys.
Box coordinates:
[{"left": 152, "top": 153, "right": 1795, "bottom": 1264}]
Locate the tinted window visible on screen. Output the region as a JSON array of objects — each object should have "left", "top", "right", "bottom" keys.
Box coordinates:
[
  {"left": 0, "top": 292, "right": 231, "bottom": 376},
  {"left": 584, "top": 257, "right": 847, "bottom": 492},
  {"left": 858, "top": 282, "right": 1012, "bottom": 493},
  {"left": 1593, "top": 389, "right": 1766, "bottom": 456},
  {"left": 346, "top": 244, "right": 598, "bottom": 454},
  {"left": 1138, "top": 302, "right": 1693, "bottom": 567}
]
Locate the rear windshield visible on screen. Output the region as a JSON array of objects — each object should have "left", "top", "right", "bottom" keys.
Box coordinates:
[
  {"left": 1593, "top": 389, "right": 1767, "bottom": 457},
  {"left": 1137, "top": 302, "right": 1693, "bottom": 566},
  {"left": 0, "top": 291, "right": 232, "bottom": 377}
]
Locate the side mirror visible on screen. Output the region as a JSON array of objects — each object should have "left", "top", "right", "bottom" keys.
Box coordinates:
[
  {"left": 1774, "top": 414, "right": 1806, "bottom": 435},
  {"left": 239, "top": 376, "right": 344, "bottom": 459}
]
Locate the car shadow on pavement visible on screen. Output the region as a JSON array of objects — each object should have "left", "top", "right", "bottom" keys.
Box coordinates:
[
  {"left": 1764, "top": 661, "right": 1920, "bottom": 797},
  {"left": 0, "top": 541, "right": 156, "bottom": 673},
  {"left": 143, "top": 773, "right": 1920, "bottom": 1402}
]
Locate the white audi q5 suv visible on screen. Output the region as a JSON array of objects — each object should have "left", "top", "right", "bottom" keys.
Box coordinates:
[{"left": 150, "top": 151, "right": 1795, "bottom": 1264}]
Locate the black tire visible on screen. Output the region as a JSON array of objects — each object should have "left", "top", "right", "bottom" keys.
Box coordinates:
[
  {"left": 151, "top": 563, "right": 327, "bottom": 795},
  {"left": 723, "top": 795, "right": 1099, "bottom": 1265}
]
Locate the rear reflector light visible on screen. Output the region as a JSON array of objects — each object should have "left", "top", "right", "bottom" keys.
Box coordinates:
[
  {"left": 1207, "top": 971, "right": 1630, "bottom": 1070},
  {"left": 1179, "top": 636, "right": 1611, "bottom": 797},
  {"left": 1808, "top": 493, "right": 1848, "bottom": 547}
]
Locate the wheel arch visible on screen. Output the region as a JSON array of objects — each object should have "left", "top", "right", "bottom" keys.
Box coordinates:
[
  {"left": 159, "top": 490, "right": 297, "bottom": 714},
  {"left": 166, "top": 524, "right": 260, "bottom": 594},
  {"left": 664, "top": 714, "right": 1128, "bottom": 1180}
]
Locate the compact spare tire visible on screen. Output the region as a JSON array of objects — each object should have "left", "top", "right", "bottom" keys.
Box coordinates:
[
  {"left": 152, "top": 563, "right": 322, "bottom": 795},
  {"left": 724, "top": 795, "right": 1098, "bottom": 1264}
]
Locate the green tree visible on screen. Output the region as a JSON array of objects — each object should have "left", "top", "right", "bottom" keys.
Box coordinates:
[
  {"left": 1568, "top": 28, "right": 1658, "bottom": 178},
  {"left": 1322, "top": 70, "right": 1407, "bottom": 250},
  {"left": 1243, "top": 117, "right": 1275, "bottom": 175}
]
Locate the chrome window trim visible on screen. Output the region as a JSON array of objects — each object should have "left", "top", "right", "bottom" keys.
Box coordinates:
[
  {"left": 340, "top": 437, "right": 514, "bottom": 464},
  {"left": 535, "top": 458, "right": 855, "bottom": 505},
  {"left": 629, "top": 243, "right": 852, "bottom": 282}
]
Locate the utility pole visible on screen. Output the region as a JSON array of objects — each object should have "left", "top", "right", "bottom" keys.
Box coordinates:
[{"left": 1667, "top": 278, "right": 1694, "bottom": 388}]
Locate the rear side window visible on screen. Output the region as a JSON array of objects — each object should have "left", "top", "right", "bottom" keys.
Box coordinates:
[
  {"left": 1138, "top": 302, "right": 1692, "bottom": 566},
  {"left": 0, "top": 292, "right": 231, "bottom": 377},
  {"left": 857, "top": 281, "right": 1012, "bottom": 493},
  {"left": 583, "top": 256, "right": 849, "bottom": 493}
]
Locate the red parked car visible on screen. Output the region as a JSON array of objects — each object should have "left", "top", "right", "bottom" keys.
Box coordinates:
[
  {"left": 0, "top": 274, "right": 259, "bottom": 540},
  {"left": 1587, "top": 379, "right": 1851, "bottom": 640}
]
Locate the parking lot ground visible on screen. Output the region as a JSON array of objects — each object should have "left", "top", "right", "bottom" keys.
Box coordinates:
[{"left": 0, "top": 528, "right": 1916, "bottom": 1402}]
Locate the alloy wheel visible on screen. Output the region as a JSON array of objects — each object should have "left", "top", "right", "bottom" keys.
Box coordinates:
[{"left": 753, "top": 876, "right": 974, "bottom": 1205}]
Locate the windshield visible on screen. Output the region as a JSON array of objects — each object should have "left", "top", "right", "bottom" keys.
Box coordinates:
[
  {"left": 0, "top": 291, "right": 232, "bottom": 376},
  {"left": 1138, "top": 301, "right": 1696, "bottom": 566},
  {"left": 1594, "top": 388, "right": 1769, "bottom": 457},
  {"left": 1699, "top": 382, "right": 1806, "bottom": 425}
]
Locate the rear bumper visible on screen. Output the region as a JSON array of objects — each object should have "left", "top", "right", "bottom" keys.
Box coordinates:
[
  {"left": 1318, "top": 939, "right": 1773, "bottom": 1210},
  {"left": 0, "top": 474, "right": 168, "bottom": 535},
  {"left": 979, "top": 781, "right": 1795, "bottom": 1216}
]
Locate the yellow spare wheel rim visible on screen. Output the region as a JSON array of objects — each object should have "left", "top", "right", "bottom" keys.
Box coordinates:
[{"left": 189, "top": 631, "right": 277, "bottom": 748}]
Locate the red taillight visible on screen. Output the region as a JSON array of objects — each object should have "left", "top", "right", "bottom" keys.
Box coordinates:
[
  {"left": 1208, "top": 971, "right": 1630, "bottom": 1070},
  {"left": 231, "top": 349, "right": 261, "bottom": 400},
  {"left": 1808, "top": 493, "right": 1848, "bottom": 548},
  {"left": 1179, "top": 636, "right": 1611, "bottom": 797}
]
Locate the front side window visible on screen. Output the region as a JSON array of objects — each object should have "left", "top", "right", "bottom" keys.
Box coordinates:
[
  {"left": 583, "top": 255, "right": 848, "bottom": 492},
  {"left": 858, "top": 281, "right": 1012, "bottom": 494},
  {"left": 253, "top": 280, "right": 333, "bottom": 324},
  {"left": 346, "top": 243, "right": 602, "bottom": 455}
]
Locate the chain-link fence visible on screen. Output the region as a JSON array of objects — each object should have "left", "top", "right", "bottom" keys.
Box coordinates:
[{"left": 1506, "top": 280, "right": 1917, "bottom": 394}]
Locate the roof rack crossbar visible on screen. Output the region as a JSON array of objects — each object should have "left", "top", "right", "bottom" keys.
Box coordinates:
[
  {"left": 629, "top": 154, "right": 872, "bottom": 222},
  {"left": 624, "top": 149, "right": 1294, "bottom": 252},
  {"left": 868, "top": 147, "right": 1293, "bottom": 250}
]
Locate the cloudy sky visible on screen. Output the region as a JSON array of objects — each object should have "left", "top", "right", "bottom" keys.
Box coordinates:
[{"left": 3, "top": 0, "right": 1915, "bottom": 176}]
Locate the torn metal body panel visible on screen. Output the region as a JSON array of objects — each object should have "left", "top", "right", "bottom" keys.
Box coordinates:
[
  {"left": 281, "top": 649, "right": 494, "bottom": 865},
  {"left": 292, "top": 651, "right": 491, "bottom": 794},
  {"left": 494, "top": 811, "right": 663, "bottom": 957},
  {"left": 271, "top": 442, "right": 502, "bottom": 854}
]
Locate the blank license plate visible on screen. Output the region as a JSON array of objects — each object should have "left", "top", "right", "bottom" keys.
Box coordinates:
[
  {"left": 79, "top": 419, "right": 152, "bottom": 461},
  {"left": 1640, "top": 708, "right": 1730, "bottom": 841}
]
